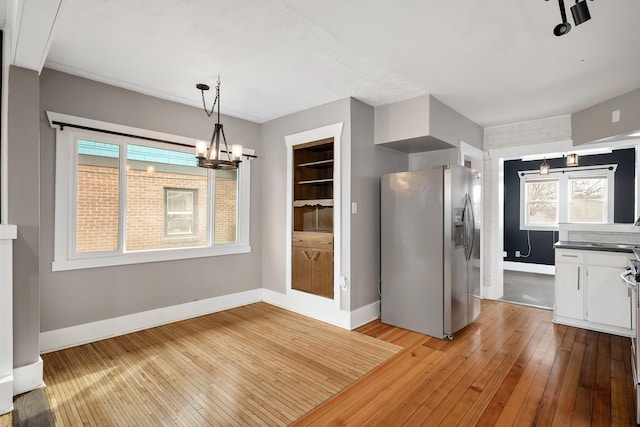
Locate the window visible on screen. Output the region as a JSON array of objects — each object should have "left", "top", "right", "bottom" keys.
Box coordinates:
[
  {"left": 524, "top": 179, "right": 558, "bottom": 227},
  {"left": 165, "top": 188, "right": 197, "bottom": 236},
  {"left": 50, "top": 112, "right": 253, "bottom": 271},
  {"left": 569, "top": 177, "right": 607, "bottom": 223},
  {"left": 519, "top": 165, "right": 616, "bottom": 230}
]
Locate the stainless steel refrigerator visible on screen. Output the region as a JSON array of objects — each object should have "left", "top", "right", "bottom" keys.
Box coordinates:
[{"left": 381, "top": 165, "right": 481, "bottom": 339}]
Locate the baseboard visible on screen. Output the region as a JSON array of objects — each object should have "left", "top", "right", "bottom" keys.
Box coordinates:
[
  {"left": 553, "top": 314, "right": 633, "bottom": 338},
  {"left": 262, "top": 289, "right": 350, "bottom": 329},
  {"left": 483, "top": 285, "right": 501, "bottom": 301},
  {"left": 40, "top": 288, "right": 379, "bottom": 355},
  {"left": 0, "top": 375, "right": 13, "bottom": 415},
  {"left": 350, "top": 300, "right": 380, "bottom": 330},
  {"left": 40, "top": 289, "right": 263, "bottom": 353},
  {"left": 13, "top": 358, "right": 44, "bottom": 396},
  {"left": 503, "top": 261, "right": 555, "bottom": 275}
]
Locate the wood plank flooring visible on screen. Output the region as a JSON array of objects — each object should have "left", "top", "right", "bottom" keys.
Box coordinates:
[
  {"left": 294, "top": 300, "right": 636, "bottom": 426},
  {"left": 1, "top": 299, "right": 636, "bottom": 426},
  {"left": 39, "top": 303, "right": 400, "bottom": 426}
]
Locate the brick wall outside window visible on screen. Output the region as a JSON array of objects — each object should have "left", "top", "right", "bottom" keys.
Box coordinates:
[{"left": 76, "top": 165, "right": 238, "bottom": 253}]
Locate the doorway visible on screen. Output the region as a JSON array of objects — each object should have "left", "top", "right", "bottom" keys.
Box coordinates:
[{"left": 500, "top": 269, "right": 554, "bottom": 309}]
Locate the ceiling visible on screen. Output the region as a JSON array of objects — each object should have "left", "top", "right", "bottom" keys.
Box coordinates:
[{"left": 27, "top": 1, "right": 640, "bottom": 126}]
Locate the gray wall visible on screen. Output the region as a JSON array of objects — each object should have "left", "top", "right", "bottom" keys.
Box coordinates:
[
  {"left": 261, "top": 98, "right": 351, "bottom": 295},
  {"left": 572, "top": 88, "right": 640, "bottom": 145},
  {"left": 349, "top": 98, "right": 406, "bottom": 309},
  {"left": 429, "top": 96, "right": 483, "bottom": 150},
  {"left": 260, "top": 97, "right": 407, "bottom": 312},
  {"left": 7, "top": 66, "right": 40, "bottom": 368},
  {"left": 38, "top": 69, "right": 262, "bottom": 332}
]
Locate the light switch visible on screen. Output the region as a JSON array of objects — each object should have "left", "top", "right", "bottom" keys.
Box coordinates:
[
  {"left": 612, "top": 109, "right": 620, "bottom": 123},
  {"left": 352, "top": 202, "right": 358, "bottom": 214}
]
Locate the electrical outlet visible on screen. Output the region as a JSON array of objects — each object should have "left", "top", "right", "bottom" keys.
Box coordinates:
[
  {"left": 502, "top": 251, "right": 507, "bottom": 258},
  {"left": 515, "top": 250, "right": 521, "bottom": 257}
]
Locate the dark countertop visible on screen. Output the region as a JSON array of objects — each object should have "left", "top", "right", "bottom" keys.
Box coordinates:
[{"left": 554, "top": 240, "right": 640, "bottom": 254}]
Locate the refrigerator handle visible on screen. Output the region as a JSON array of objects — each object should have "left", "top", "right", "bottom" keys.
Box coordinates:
[{"left": 464, "top": 194, "right": 476, "bottom": 262}]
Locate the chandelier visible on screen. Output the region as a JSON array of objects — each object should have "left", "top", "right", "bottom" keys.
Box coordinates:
[{"left": 195, "top": 78, "right": 243, "bottom": 170}]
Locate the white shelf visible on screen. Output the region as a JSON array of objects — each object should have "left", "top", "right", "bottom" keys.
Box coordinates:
[
  {"left": 298, "top": 159, "right": 334, "bottom": 168},
  {"left": 297, "top": 178, "right": 333, "bottom": 185}
]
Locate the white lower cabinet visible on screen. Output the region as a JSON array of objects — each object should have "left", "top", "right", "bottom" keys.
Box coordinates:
[{"left": 554, "top": 248, "right": 633, "bottom": 337}]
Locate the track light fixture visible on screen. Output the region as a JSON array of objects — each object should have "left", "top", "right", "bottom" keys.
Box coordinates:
[
  {"left": 566, "top": 153, "right": 579, "bottom": 166},
  {"left": 553, "top": 0, "right": 571, "bottom": 36},
  {"left": 571, "top": 0, "right": 591, "bottom": 25},
  {"left": 545, "top": 0, "right": 593, "bottom": 36}
]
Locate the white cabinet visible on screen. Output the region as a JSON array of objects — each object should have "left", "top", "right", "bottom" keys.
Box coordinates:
[
  {"left": 555, "top": 251, "right": 584, "bottom": 319},
  {"left": 554, "top": 248, "right": 633, "bottom": 337}
]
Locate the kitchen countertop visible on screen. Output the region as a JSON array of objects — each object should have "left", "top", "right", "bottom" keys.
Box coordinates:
[{"left": 555, "top": 240, "right": 640, "bottom": 254}]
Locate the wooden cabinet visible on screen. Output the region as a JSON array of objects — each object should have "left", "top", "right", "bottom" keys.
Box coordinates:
[
  {"left": 554, "top": 248, "right": 633, "bottom": 336},
  {"left": 291, "top": 138, "right": 334, "bottom": 299},
  {"left": 292, "top": 232, "right": 334, "bottom": 298}
]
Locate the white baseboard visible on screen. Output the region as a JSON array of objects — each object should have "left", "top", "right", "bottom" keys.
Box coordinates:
[
  {"left": 0, "top": 375, "right": 13, "bottom": 415},
  {"left": 262, "top": 289, "right": 350, "bottom": 329},
  {"left": 483, "top": 285, "right": 502, "bottom": 301},
  {"left": 13, "top": 357, "right": 44, "bottom": 396},
  {"left": 503, "top": 261, "right": 555, "bottom": 275},
  {"left": 350, "top": 300, "right": 380, "bottom": 329},
  {"left": 40, "top": 289, "right": 263, "bottom": 353},
  {"left": 40, "top": 288, "right": 382, "bottom": 355}
]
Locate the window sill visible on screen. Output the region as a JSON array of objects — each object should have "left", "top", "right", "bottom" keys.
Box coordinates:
[{"left": 52, "top": 245, "right": 251, "bottom": 272}]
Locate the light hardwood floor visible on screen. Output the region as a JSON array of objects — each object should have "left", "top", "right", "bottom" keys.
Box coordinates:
[
  {"left": 1, "top": 300, "right": 635, "bottom": 426},
  {"left": 41, "top": 303, "right": 399, "bottom": 426}
]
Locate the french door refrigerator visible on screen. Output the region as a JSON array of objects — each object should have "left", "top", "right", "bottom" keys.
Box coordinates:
[{"left": 381, "top": 165, "right": 481, "bottom": 339}]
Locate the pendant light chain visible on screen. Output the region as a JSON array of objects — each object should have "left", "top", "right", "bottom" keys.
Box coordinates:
[{"left": 200, "top": 82, "right": 219, "bottom": 118}]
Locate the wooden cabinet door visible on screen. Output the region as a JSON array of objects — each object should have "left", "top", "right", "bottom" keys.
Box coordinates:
[
  {"left": 311, "top": 249, "right": 333, "bottom": 298},
  {"left": 555, "top": 262, "right": 583, "bottom": 320},
  {"left": 292, "top": 247, "right": 312, "bottom": 293}
]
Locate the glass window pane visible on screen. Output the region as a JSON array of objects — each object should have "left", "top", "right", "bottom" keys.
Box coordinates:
[
  {"left": 526, "top": 180, "right": 558, "bottom": 226},
  {"left": 214, "top": 169, "right": 238, "bottom": 244},
  {"left": 76, "top": 140, "right": 120, "bottom": 253},
  {"left": 126, "top": 144, "right": 207, "bottom": 251},
  {"left": 570, "top": 177, "right": 607, "bottom": 223},
  {"left": 166, "top": 189, "right": 196, "bottom": 235}
]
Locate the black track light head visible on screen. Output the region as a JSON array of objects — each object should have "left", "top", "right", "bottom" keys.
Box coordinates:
[
  {"left": 571, "top": 0, "right": 591, "bottom": 25},
  {"left": 553, "top": 0, "right": 572, "bottom": 36}
]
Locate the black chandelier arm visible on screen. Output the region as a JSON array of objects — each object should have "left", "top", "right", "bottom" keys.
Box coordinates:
[{"left": 220, "top": 126, "right": 230, "bottom": 159}]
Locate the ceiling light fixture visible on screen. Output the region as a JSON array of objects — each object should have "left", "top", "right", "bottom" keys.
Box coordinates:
[
  {"left": 566, "top": 153, "right": 579, "bottom": 166},
  {"left": 570, "top": 0, "right": 591, "bottom": 26},
  {"left": 195, "top": 78, "right": 243, "bottom": 170},
  {"left": 546, "top": 0, "right": 594, "bottom": 36},
  {"left": 539, "top": 158, "right": 550, "bottom": 175},
  {"left": 553, "top": 0, "right": 572, "bottom": 36}
]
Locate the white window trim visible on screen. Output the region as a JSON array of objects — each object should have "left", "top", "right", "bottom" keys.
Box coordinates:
[
  {"left": 518, "top": 164, "right": 617, "bottom": 231},
  {"left": 48, "top": 111, "right": 254, "bottom": 272}
]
